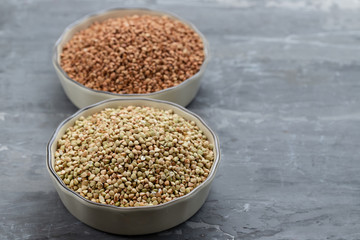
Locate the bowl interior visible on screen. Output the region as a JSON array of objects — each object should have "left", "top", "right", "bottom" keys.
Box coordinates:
[
  {"left": 48, "top": 99, "right": 220, "bottom": 208},
  {"left": 55, "top": 8, "right": 209, "bottom": 73}
]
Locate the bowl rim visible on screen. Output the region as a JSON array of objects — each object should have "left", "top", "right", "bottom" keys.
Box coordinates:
[
  {"left": 52, "top": 7, "right": 210, "bottom": 97},
  {"left": 47, "top": 98, "right": 220, "bottom": 211}
]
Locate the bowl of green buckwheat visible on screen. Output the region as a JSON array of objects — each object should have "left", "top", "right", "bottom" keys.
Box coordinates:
[{"left": 47, "top": 98, "right": 220, "bottom": 235}]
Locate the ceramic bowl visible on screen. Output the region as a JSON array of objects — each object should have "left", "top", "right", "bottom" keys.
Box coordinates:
[
  {"left": 52, "top": 8, "right": 210, "bottom": 108},
  {"left": 47, "top": 98, "right": 220, "bottom": 235}
]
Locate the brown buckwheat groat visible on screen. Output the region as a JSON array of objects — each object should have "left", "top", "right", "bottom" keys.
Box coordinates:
[
  {"left": 54, "top": 106, "right": 214, "bottom": 207},
  {"left": 60, "top": 15, "right": 205, "bottom": 94}
]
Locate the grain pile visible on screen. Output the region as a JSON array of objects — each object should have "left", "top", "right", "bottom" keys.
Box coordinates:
[
  {"left": 60, "top": 15, "right": 205, "bottom": 94},
  {"left": 54, "top": 106, "right": 215, "bottom": 207}
]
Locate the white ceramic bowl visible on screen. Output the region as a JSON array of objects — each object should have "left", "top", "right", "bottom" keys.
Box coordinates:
[
  {"left": 47, "top": 98, "right": 220, "bottom": 235},
  {"left": 52, "top": 8, "right": 210, "bottom": 108}
]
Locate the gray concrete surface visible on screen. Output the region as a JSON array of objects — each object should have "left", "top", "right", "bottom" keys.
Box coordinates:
[{"left": 1, "top": 0, "right": 360, "bottom": 239}]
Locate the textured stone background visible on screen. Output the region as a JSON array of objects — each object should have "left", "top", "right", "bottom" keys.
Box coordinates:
[{"left": 1, "top": 0, "right": 360, "bottom": 239}]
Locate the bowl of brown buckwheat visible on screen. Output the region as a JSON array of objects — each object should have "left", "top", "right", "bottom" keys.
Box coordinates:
[
  {"left": 47, "top": 98, "right": 220, "bottom": 235},
  {"left": 52, "top": 8, "right": 209, "bottom": 108}
]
